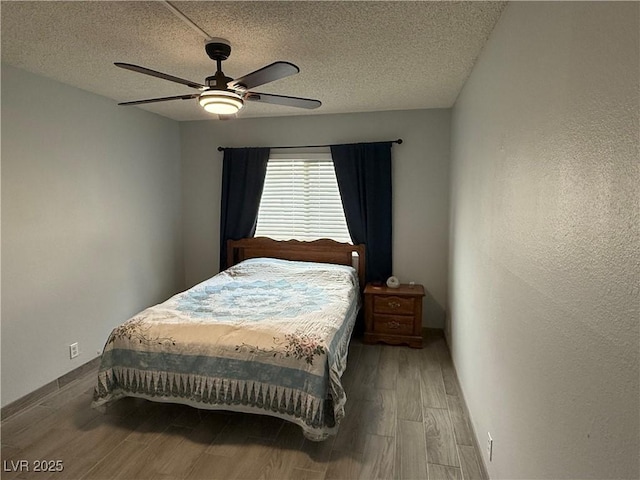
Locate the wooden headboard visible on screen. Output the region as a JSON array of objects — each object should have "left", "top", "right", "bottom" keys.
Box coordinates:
[{"left": 227, "top": 237, "right": 366, "bottom": 288}]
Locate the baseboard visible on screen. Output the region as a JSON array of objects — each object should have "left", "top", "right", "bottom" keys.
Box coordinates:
[
  {"left": 1, "top": 356, "right": 101, "bottom": 421},
  {"left": 443, "top": 332, "right": 491, "bottom": 480},
  {"left": 422, "top": 326, "right": 445, "bottom": 337}
]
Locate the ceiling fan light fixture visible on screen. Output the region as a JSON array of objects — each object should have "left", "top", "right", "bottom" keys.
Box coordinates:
[{"left": 198, "top": 89, "right": 244, "bottom": 115}]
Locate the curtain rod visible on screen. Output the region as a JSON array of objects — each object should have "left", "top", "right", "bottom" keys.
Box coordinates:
[{"left": 217, "top": 139, "right": 403, "bottom": 152}]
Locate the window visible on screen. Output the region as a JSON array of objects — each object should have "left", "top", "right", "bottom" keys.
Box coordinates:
[{"left": 255, "top": 152, "right": 351, "bottom": 243}]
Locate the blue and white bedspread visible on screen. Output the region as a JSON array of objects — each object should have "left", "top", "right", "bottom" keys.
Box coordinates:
[{"left": 92, "top": 258, "right": 360, "bottom": 440}]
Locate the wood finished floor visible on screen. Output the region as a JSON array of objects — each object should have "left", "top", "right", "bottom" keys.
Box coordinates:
[{"left": 1, "top": 333, "right": 486, "bottom": 480}]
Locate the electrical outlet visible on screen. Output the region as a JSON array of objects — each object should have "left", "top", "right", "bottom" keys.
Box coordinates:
[
  {"left": 69, "top": 342, "right": 79, "bottom": 359},
  {"left": 487, "top": 432, "right": 493, "bottom": 461}
]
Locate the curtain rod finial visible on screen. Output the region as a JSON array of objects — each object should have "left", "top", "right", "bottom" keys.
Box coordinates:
[
  {"left": 396, "top": 139, "right": 403, "bottom": 144},
  {"left": 218, "top": 146, "right": 224, "bottom": 152}
]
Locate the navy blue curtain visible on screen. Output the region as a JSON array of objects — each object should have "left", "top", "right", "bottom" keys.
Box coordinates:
[
  {"left": 219, "top": 147, "right": 270, "bottom": 270},
  {"left": 330, "top": 142, "right": 393, "bottom": 285}
]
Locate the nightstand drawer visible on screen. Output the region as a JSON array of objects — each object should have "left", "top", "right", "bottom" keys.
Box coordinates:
[
  {"left": 373, "top": 295, "right": 416, "bottom": 315},
  {"left": 373, "top": 314, "right": 415, "bottom": 335}
]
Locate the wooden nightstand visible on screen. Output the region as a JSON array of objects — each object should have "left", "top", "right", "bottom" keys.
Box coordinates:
[{"left": 363, "top": 283, "right": 425, "bottom": 348}]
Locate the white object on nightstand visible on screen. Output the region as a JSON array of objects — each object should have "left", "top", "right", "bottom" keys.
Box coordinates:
[{"left": 386, "top": 276, "right": 400, "bottom": 288}]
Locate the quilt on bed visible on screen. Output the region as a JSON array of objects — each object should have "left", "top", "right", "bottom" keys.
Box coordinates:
[{"left": 92, "top": 257, "right": 360, "bottom": 440}]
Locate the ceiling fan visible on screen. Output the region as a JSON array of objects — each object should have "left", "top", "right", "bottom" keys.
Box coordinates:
[{"left": 116, "top": 38, "right": 321, "bottom": 118}]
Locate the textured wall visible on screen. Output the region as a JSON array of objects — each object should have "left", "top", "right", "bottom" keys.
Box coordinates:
[
  {"left": 1, "top": 65, "right": 183, "bottom": 406},
  {"left": 180, "top": 109, "right": 451, "bottom": 327},
  {"left": 449, "top": 2, "right": 639, "bottom": 479}
]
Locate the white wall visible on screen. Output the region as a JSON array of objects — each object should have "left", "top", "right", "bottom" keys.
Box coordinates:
[
  {"left": 1, "top": 65, "right": 183, "bottom": 406},
  {"left": 180, "top": 109, "right": 451, "bottom": 327},
  {"left": 449, "top": 3, "right": 639, "bottom": 479}
]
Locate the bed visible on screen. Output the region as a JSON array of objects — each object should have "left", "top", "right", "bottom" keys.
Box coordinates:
[{"left": 92, "top": 237, "right": 365, "bottom": 441}]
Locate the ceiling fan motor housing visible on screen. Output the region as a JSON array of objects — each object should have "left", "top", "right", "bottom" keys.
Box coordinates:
[{"left": 205, "top": 75, "right": 234, "bottom": 89}]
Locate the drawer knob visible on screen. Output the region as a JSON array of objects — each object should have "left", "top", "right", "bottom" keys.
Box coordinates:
[
  {"left": 388, "top": 300, "right": 401, "bottom": 309},
  {"left": 386, "top": 320, "right": 401, "bottom": 329}
]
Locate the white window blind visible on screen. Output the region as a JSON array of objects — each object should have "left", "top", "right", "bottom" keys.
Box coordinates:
[{"left": 255, "top": 152, "right": 352, "bottom": 243}]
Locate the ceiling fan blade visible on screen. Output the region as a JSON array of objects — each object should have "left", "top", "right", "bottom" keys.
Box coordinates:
[
  {"left": 115, "top": 63, "right": 205, "bottom": 90},
  {"left": 245, "top": 92, "right": 321, "bottom": 109},
  {"left": 118, "top": 94, "right": 199, "bottom": 106},
  {"left": 228, "top": 62, "right": 299, "bottom": 90}
]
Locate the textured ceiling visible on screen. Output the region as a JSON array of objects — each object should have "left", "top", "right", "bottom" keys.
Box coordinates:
[{"left": 1, "top": 1, "right": 506, "bottom": 121}]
